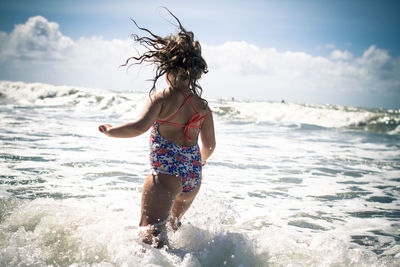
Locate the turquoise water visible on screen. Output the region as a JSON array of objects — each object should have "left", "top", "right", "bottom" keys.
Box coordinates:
[{"left": 1, "top": 81, "right": 399, "bottom": 266}]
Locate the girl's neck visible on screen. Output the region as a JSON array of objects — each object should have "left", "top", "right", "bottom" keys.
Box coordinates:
[
  {"left": 171, "top": 85, "right": 191, "bottom": 94},
  {"left": 166, "top": 74, "right": 189, "bottom": 90},
  {"left": 169, "top": 81, "right": 190, "bottom": 92}
]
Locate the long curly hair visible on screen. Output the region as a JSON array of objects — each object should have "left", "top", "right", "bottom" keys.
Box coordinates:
[{"left": 122, "top": 8, "right": 208, "bottom": 98}]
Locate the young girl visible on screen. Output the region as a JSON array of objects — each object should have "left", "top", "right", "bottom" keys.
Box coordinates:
[{"left": 98, "top": 10, "right": 216, "bottom": 248}]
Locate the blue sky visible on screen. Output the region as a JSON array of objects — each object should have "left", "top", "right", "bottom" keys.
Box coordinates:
[
  {"left": 0, "top": 0, "right": 399, "bottom": 108},
  {"left": 1, "top": 0, "right": 399, "bottom": 56}
]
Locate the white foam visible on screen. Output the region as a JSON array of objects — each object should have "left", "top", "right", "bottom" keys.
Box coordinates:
[
  {"left": 211, "top": 99, "right": 399, "bottom": 131},
  {"left": 1, "top": 197, "right": 398, "bottom": 266},
  {"left": 2, "top": 80, "right": 399, "bottom": 134}
]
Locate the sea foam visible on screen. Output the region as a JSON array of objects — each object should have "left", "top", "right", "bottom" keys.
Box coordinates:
[{"left": 1, "top": 80, "right": 399, "bottom": 135}]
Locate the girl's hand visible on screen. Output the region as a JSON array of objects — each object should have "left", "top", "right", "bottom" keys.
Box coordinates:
[{"left": 98, "top": 124, "right": 112, "bottom": 136}]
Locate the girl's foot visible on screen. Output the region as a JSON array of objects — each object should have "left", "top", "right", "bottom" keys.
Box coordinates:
[
  {"left": 168, "top": 216, "right": 182, "bottom": 231},
  {"left": 141, "top": 223, "right": 169, "bottom": 248}
]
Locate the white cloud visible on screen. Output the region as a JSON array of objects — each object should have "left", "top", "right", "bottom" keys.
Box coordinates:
[
  {"left": 0, "top": 16, "right": 73, "bottom": 60},
  {"left": 0, "top": 16, "right": 152, "bottom": 91},
  {"left": 0, "top": 16, "right": 399, "bottom": 108},
  {"left": 330, "top": 49, "right": 353, "bottom": 61},
  {"left": 359, "top": 45, "right": 389, "bottom": 67},
  {"left": 201, "top": 41, "right": 399, "bottom": 106}
]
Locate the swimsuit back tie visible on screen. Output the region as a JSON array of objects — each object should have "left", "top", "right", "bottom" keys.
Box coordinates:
[{"left": 157, "top": 88, "right": 212, "bottom": 142}]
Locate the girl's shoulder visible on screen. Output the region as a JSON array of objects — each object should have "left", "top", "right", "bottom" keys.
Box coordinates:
[
  {"left": 150, "top": 88, "right": 173, "bottom": 103},
  {"left": 189, "top": 91, "right": 210, "bottom": 108},
  {"left": 190, "top": 94, "right": 211, "bottom": 115},
  {"left": 150, "top": 88, "right": 180, "bottom": 114}
]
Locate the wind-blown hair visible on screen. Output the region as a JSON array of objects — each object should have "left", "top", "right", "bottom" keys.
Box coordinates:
[{"left": 122, "top": 8, "right": 208, "bottom": 98}]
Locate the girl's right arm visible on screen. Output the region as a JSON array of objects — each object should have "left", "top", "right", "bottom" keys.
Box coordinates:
[
  {"left": 99, "top": 96, "right": 162, "bottom": 138},
  {"left": 199, "top": 112, "right": 216, "bottom": 165}
]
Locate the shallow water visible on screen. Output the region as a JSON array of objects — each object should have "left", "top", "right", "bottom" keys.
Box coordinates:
[{"left": 1, "top": 81, "right": 400, "bottom": 266}]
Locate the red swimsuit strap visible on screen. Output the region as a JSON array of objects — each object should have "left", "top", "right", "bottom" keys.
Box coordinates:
[{"left": 157, "top": 88, "right": 212, "bottom": 141}]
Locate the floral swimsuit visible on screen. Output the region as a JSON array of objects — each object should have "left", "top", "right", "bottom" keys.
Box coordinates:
[{"left": 149, "top": 88, "right": 211, "bottom": 192}]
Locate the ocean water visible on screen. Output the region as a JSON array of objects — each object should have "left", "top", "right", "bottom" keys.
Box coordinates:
[{"left": 0, "top": 80, "right": 399, "bottom": 266}]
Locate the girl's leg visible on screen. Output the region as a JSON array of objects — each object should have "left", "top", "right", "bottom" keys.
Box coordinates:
[
  {"left": 171, "top": 182, "right": 201, "bottom": 223},
  {"left": 140, "top": 173, "right": 182, "bottom": 246}
]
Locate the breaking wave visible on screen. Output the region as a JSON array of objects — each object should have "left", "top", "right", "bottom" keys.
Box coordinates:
[{"left": 1, "top": 80, "right": 399, "bottom": 135}]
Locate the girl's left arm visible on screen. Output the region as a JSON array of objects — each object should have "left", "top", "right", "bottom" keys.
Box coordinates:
[{"left": 99, "top": 96, "right": 162, "bottom": 138}]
